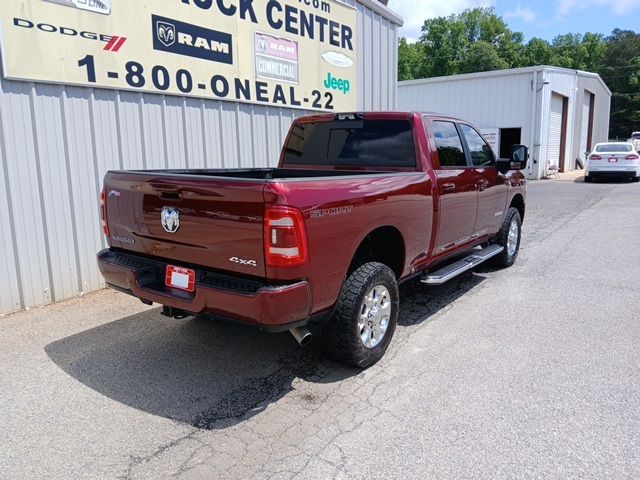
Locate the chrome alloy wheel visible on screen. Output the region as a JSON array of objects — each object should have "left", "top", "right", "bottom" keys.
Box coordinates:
[
  {"left": 358, "top": 285, "right": 391, "bottom": 349},
  {"left": 506, "top": 217, "right": 519, "bottom": 256}
]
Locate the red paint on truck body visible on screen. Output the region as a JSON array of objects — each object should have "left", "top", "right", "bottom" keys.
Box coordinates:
[{"left": 97, "top": 112, "right": 526, "bottom": 330}]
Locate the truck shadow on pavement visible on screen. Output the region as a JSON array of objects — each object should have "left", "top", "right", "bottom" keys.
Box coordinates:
[{"left": 45, "top": 272, "right": 485, "bottom": 430}]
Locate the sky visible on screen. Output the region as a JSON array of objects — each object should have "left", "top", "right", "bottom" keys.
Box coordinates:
[{"left": 388, "top": 0, "right": 640, "bottom": 42}]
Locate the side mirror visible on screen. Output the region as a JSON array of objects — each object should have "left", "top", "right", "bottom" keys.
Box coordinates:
[{"left": 496, "top": 145, "right": 529, "bottom": 174}]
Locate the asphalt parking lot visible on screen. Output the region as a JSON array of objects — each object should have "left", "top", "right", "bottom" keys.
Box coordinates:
[{"left": 1, "top": 173, "right": 639, "bottom": 479}]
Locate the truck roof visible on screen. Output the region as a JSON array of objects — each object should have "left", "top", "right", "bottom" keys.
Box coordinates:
[{"left": 293, "top": 111, "right": 465, "bottom": 123}]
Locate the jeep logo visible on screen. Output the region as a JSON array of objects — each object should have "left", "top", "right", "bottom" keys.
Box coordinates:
[
  {"left": 152, "top": 15, "right": 233, "bottom": 65},
  {"left": 324, "top": 72, "right": 351, "bottom": 95}
]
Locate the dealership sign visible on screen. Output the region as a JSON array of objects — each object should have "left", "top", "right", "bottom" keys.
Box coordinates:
[
  {"left": 481, "top": 128, "right": 500, "bottom": 154},
  {"left": 0, "top": 0, "right": 357, "bottom": 111}
]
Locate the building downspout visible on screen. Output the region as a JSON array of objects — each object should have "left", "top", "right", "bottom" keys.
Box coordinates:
[{"left": 530, "top": 68, "right": 545, "bottom": 180}]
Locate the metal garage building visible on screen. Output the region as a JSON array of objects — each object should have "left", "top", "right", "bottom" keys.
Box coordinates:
[
  {"left": 0, "top": 0, "right": 402, "bottom": 315},
  {"left": 398, "top": 66, "right": 612, "bottom": 180}
]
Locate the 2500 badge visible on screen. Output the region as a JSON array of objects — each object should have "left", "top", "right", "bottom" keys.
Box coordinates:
[{"left": 76, "top": 55, "right": 335, "bottom": 110}]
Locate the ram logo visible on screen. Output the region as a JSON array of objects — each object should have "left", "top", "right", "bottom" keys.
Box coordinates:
[
  {"left": 152, "top": 15, "right": 233, "bottom": 65},
  {"left": 257, "top": 35, "right": 268, "bottom": 53},
  {"left": 156, "top": 21, "right": 176, "bottom": 47},
  {"left": 161, "top": 207, "right": 180, "bottom": 234}
]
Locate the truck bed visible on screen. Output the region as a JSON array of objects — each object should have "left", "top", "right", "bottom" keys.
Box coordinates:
[{"left": 117, "top": 168, "right": 401, "bottom": 180}]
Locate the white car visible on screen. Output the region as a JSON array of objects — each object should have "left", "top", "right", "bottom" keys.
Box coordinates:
[{"left": 585, "top": 142, "right": 640, "bottom": 183}]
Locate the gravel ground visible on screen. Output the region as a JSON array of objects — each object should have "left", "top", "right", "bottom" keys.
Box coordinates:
[{"left": 1, "top": 174, "right": 639, "bottom": 479}]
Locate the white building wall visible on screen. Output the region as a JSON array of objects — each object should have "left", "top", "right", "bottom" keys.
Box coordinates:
[
  {"left": 544, "top": 69, "right": 577, "bottom": 175},
  {"left": 0, "top": 1, "right": 402, "bottom": 315},
  {"left": 399, "top": 69, "right": 537, "bottom": 177},
  {"left": 398, "top": 66, "right": 612, "bottom": 180},
  {"left": 574, "top": 74, "right": 612, "bottom": 159}
]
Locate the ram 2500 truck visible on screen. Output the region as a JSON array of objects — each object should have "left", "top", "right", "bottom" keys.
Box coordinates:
[{"left": 97, "top": 112, "right": 528, "bottom": 368}]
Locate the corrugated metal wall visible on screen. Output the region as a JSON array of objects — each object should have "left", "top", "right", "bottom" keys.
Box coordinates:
[
  {"left": 538, "top": 68, "right": 577, "bottom": 177},
  {"left": 398, "top": 70, "right": 536, "bottom": 150},
  {"left": 540, "top": 69, "right": 611, "bottom": 174},
  {"left": 0, "top": 1, "right": 400, "bottom": 315},
  {"left": 573, "top": 74, "right": 611, "bottom": 160}
]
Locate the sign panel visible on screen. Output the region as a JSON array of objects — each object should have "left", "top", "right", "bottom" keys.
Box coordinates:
[
  {"left": 480, "top": 128, "right": 500, "bottom": 155},
  {"left": 0, "top": 0, "right": 358, "bottom": 111}
]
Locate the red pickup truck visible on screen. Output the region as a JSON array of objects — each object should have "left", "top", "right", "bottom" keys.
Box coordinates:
[{"left": 98, "top": 112, "right": 527, "bottom": 368}]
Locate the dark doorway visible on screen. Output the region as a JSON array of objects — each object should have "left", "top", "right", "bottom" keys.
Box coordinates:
[
  {"left": 499, "top": 128, "right": 522, "bottom": 159},
  {"left": 559, "top": 95, "right": 569, "bottom": 172},
  {"left": 587, "top": 92, "right": 595, "bottom": 153}
]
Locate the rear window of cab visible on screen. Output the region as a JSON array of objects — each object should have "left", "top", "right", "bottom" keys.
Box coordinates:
[{"left": 282, "top": 120, "right": 417, "bottom": 168}]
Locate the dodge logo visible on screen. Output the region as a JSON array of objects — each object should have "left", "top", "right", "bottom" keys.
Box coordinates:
[
  {"left": 161, "top": 207, "right": 180, "bottom": 234},
  {"left": 156, "top": 21, "right": 176, "bottom": 47}
]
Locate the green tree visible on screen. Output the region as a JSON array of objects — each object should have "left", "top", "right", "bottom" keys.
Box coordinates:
[
  {"left": 398, "top": 38, "right": 425, "bottom": 81},
  {"left": 418, "top": 7, "right": 527, "bottom": 77},
  {"left": 461, "top": 41, "right": 508, "bottom": 73},
  {"left": 419, "top": 15, "right": 469, "bottom": 77},
  {"left": 525, "top": 37, "right": 553, "bottom": 65},
  {"left": 548, "top": 32, "right": 606, "bottom": 71},
  {"left": 581, "top": 32, "right": 607, "bottom": 72},
  {"left": 600, "top": 29, "right": 640, "bottom": 138}
]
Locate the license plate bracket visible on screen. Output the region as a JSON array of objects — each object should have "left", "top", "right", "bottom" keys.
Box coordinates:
[
  {"left": 165, "top": 265, "right": 196, "bottom": 293},
  {"left": 609, "top": 157, "right": 618, "bottom": 163}
]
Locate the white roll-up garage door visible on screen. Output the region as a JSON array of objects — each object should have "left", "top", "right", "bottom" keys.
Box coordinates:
[
  {"left": 579, "top": 91, "right": 591, "bottom": 161},
  {"left": 547, "top": 93, "right": 564, "bottom": 170}
]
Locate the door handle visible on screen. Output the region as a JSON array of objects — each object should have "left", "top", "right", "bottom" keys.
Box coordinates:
[
  {"left": 442, "top": 183, "right": 456, "bottom": 193},
  {"left": 152, "top": 184, "right": 183, "bottom": 200},
  {"left": 159, "top": 191, "right": 183, "bottom": 200}
]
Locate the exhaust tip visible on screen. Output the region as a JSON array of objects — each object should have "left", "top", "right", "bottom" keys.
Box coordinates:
[{"left": 290, "top": 326, "right": 313, "bottom": 346}]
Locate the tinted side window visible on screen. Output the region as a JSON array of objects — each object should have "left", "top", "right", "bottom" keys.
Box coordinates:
[
  {"left": 283, "top": 120, "right": 416, "bottom": 168},
  {"left": 432, "top": 121, "right": 467, "bottom": 168},
  {"left": 460, "top": 124, "right": 495, "bottom": 167}
]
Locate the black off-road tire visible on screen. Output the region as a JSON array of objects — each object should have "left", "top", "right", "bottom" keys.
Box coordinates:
[
  {"left": 492, "top": 207, "right": 522, "bottom": 269},
  {"left": 320, "top": 262, "right": 399, "bottom": 369}
]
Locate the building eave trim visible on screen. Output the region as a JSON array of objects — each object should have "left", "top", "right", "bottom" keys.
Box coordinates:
[{"left": 355, "top": 0, "right": 404, "bottom": 26}]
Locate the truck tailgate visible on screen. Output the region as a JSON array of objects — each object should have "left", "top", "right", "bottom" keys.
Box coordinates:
[{"left": 103, "top": 172, "right": 266, "bottom": 277}]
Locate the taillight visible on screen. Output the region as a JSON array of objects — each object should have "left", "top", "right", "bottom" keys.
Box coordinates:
[
  {"left": 625, "top": 154, "right": 639, "bottom": 160},
  {"left": 264, "top": 206, "right": 308, "bottom": 267},
  {"left": 588, "top": 154, "right": 602, "bottom": 160},
  {"left": 100, "top": 189, "right": 109, "bottom": 238}
]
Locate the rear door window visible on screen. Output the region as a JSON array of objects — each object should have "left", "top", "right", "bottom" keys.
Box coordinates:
[
  {"left": 282, "top": 119, "right": 416, "bottom": 168},
  {"left": 432, "top": 121, "right": 467, "bottom": 168},
  {"left": 459, "top": 124, "right": 496, "bottom": 167}
]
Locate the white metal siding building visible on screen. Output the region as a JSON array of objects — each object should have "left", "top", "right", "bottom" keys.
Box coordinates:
[
  {"left": 398, "top": 66, "right": 612, "bottom": 180},
  {"left": 0, "top": 0, "right": 402, "bottom": 315}
]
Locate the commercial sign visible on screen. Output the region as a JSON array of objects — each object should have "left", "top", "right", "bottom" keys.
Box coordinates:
[
  {"left": 0, "top": 0, "right": 357, "bottom": 111},
  {"left": 481, "top": 128, "right": 500, "bottom": 155}
]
